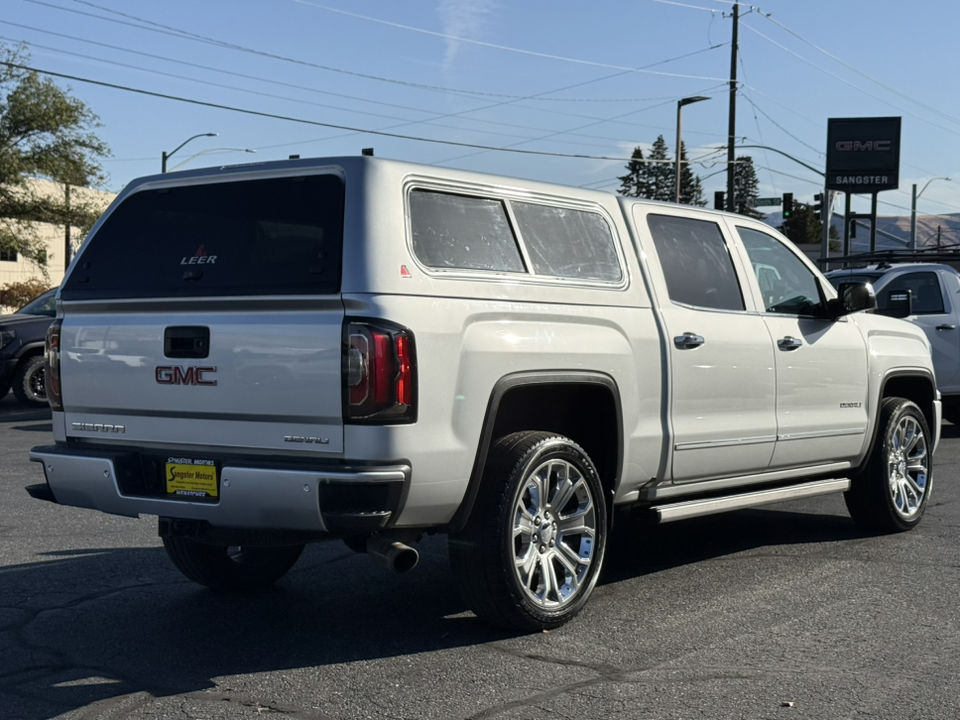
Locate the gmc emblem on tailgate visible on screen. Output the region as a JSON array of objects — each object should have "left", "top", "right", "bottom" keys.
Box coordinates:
[{"left": 155, "top": 366, "right": 218, "bottom": 386}]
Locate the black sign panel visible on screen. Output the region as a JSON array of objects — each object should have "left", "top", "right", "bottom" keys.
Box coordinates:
[{"left": 826, "top": 117, "right": 901, "bottom": 192}]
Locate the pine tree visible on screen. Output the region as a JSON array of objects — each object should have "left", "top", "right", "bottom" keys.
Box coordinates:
[
  {"left": 646, "top": 135, "right": 675, "bottom": 202},
  {"left": 732, "top": 155, "right": 762, "bottom": 218},
  {"left": 678, "top": 142, "right": 705, "bottom": 206},
  {"left": 617, "top": 147, "right": 652, "bottom": 198}
]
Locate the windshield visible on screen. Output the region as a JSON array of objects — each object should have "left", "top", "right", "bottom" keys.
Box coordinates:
[
  {"left": 16, "top": 289, "right": 57, "bottom": 317},
  {"left": 826, "top": 273, "right": 881, "bottom": 289}
]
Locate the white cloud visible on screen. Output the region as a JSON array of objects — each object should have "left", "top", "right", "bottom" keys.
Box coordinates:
[{"left": 437, "top": 0, "right": 498, "bottom": 67}]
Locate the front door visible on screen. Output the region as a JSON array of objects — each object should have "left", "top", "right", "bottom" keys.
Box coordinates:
[{"left": 731, "top": 224, "right": 869, "bottom": 469}]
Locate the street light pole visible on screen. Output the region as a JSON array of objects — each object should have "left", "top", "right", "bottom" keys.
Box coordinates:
[
  {"left": 675, "top": 96, "right": 710, "bottom": 204},
  {"left": 161, "top": 132, "right": 217, "bottom": 173},
  {"left": 910, "top": 177, "right": 950, "bottom": 249}
]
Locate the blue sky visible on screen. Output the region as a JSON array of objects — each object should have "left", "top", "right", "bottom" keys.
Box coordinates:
[{"left": 4, "top": 0, "right": 959, "bottom": 226}]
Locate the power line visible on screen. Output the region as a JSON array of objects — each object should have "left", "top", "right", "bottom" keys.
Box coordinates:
[
  {"left": 62, "top": 0, "right": 731, "bottom": 83},
  {"left": 758, "top": 10, "right": 960, "bottom": 128},
  {"left": 741, "top": 21, "right": 960, "bottom": 140},
  {"left": 2, "top": 60, "right": 729, "bottom": 166}
]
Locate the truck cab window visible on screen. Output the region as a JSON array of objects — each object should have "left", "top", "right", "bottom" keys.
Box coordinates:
[{"left": 736, "top": 226, "right": 826, "bottom": 317}]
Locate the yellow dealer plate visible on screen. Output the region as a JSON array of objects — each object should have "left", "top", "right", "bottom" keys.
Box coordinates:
[{"left": 165, "top": 458, "right": 219, "bottom": 498}]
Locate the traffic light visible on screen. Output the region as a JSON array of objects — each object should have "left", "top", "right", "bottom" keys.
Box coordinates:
[
  {"left": 782, "top": 192, "right": 794, "bottom": 219},
  {"left": 714, "top": 191, "right": 725, "bottom": 210},
  {"left": 812, "top": 193, "right": 823, "bottom": 219}
]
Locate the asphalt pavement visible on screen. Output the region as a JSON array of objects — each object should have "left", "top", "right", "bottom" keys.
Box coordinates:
[{"left": 2, "top": 391, "right": 959, "bottom": 719}]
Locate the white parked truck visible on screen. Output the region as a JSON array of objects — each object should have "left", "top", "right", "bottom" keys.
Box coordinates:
[{"left": 28, "top": 156, "right": 940, "bottom": 630}]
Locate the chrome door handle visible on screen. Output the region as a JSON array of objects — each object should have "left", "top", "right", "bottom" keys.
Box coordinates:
[
  {"left": 937, "top": 324, "right": 956, "bottom": 331},
  {"left": 674, "top": 332, "right": 705, "bottom": 349},
  {"left": 778, "top": 336, "right": 803, "bottom": 351}
]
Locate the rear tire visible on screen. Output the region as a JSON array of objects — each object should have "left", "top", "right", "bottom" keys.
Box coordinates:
[
  {"left": 12, "top": 355, "right": 47, "bottom": 407},
  {"left": 163, "top": 537, "right": 304, "bottom": 590},
  {"left": 845, "top": 397, "right": 932, "bottom": 533},
  {"left": 449, "top": 431, "right": 607, "bottom": 631}
]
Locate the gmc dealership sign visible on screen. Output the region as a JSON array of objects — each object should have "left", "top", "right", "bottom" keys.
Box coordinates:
[{"left": 826, "top": 117, "right": 901, "bottom": 192}]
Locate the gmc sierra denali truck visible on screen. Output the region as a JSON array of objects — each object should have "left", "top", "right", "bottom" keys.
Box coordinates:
[{"left": 27, "top": 156, "right": 940, "bottom": 631}]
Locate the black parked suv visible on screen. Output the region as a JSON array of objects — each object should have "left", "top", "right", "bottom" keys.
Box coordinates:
[{"left": 0, "top": 288, "right": 56, "bottom": 407}]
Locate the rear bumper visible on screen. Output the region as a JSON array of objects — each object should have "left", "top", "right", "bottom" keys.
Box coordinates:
[{"left": 29, "top": 445, "right": 409, "bottom": 534}]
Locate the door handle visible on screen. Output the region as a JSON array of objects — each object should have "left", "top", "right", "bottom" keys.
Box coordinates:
[
  {"left": 674, "top": 332, "right": 705, "bottom": 349},
  {"left": 778, "top": 336, "right": 803, "bottom": 351},
  {"left": 937, "top": 324, "right": 956, "bottom": 331}
]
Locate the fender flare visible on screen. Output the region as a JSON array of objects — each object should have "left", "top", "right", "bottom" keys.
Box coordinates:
[{"left": 446, "top": 370, "right": 623, "bottom": 534}]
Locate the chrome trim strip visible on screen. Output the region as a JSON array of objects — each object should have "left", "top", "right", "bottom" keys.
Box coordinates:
[
  {"left": 675, "top": 435, "right": 776, "bottom": 451},
  {"left": 777, "top": 427, "right": 865, "bottom": 441},
  {"left": 652, "top": 478, "right": 851, "bottom": 524},
  {"left": 640, "top": 461, "right": 852, "bottom": 500}
]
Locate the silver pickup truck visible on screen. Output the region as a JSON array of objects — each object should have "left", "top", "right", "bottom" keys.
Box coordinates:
[{"left": 27, "top": 156, "right": 940, "bottom": 630}]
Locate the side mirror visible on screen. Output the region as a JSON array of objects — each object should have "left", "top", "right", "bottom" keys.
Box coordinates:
[{"left": 829, "top": 282, "right": 877, "bottom": 318}]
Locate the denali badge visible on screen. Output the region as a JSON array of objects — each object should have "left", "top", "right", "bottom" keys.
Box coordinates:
[
  {"left": 156, "top": 366, "right": 218, "bottom": 386},
  {"left": 839, "top": 402, "right": 862, "bottom": 409},
  {"left": 72, "top": 422, "right": 125, "bottom": 433},
  {"left": 284, "top": 435, "right": 330, "bottom": 444}
]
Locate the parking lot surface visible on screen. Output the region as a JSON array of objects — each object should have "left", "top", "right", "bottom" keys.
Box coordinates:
[{"left": 2, "top": 393, "right": 959, "bottom": 719}]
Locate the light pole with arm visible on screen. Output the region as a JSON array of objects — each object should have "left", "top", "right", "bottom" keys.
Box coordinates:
[
  {"left": 161, "top": 133, "right": 217, "bottom": 173},
  {"left": 675, "top": 96, "right": 710, "bottom": 204},
  {"left": 910, "top": 177, "right": 951, "bottom": 249}
]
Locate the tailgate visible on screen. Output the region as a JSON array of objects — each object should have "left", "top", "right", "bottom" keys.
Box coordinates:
[
  {"left": 60, "top": 302, "right": 345, "bottom": 453},
  {"left": 56, "top": 169, "right": 348, "bottom": 453}
]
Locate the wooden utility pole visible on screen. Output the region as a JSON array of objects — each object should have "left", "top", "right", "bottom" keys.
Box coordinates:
[{"left": 726, "top": 2, "right": 739, "bottom": 212}]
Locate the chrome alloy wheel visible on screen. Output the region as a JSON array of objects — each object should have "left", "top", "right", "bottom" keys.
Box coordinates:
[
  {"left": 512, "top": 458, "right": 597, "bottom": 610},
  {"left": 886, "top": 413, "right": 929, "bottom": 520}
]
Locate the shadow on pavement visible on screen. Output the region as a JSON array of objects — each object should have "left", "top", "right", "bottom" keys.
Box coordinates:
[{"left": 0, "top": 501, "right": 864, "bottom": 718}]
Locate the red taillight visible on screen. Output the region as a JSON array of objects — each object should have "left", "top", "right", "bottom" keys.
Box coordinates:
[
  {"left": 344, "top": 321, "right": 416, "bottom": 423},
  {"left": 45, "top": 319, "right": 63, "bottom": 411}
]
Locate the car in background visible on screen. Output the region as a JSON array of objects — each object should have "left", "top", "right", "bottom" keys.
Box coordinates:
[
  {"left": 0, "top": 288, "right": 56, "bottom": 407},
  {"left": 826, "top": 261, "right": 960, "bottom": 422}
]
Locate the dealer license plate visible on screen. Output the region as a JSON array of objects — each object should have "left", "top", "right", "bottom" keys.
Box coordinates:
[{"left": 164, "top": 457, "right": 219, "bottom": 498}]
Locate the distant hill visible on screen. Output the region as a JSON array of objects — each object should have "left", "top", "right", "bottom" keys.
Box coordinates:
[{"left": 761, "top": 211, "right": 960, "bottom": 252}]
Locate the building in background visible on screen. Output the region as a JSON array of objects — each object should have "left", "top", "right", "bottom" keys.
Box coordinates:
[{"left": 0, "top": 180, "right": 114, "bottom": 310}]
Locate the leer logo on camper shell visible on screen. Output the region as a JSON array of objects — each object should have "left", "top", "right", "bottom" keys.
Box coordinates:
[{"left": 181, "top": 245, "right": 217, "bottom": 265}]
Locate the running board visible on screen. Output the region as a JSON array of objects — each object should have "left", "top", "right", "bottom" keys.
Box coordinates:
[{"left": 651, "top": 478, "right": 850, "bottom": 524}]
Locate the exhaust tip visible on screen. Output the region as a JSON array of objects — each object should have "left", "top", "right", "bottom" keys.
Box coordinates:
[{"left": 366, "top": 536, "right": 420, "bottom": 573}]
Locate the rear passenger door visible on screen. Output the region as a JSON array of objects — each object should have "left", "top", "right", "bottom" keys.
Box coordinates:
[
  {"left": 731, "top": 224, "right": 869, "bottom": 470},
  {"left": 636, "top": 208, "right": 777, "bottom": 483}
]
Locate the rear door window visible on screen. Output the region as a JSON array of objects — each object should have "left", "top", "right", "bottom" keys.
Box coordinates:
[
  {"left": 646, "top": 214, "right": 744, "bottom": 311},
  {"left": 62, "top": 174, "right": 344, "bottom": 299},
  {"left": 879, "top": 272, "right": 945, "bottom": 314}
]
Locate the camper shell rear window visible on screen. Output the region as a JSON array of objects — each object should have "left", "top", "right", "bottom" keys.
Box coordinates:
[{"left": 62, "top": 174, "right": 344, "bottom": 299}]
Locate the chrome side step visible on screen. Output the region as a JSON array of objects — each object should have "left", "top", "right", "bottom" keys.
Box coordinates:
[{"left": 651, "top": 478, "right": 850, "bottom": 524}]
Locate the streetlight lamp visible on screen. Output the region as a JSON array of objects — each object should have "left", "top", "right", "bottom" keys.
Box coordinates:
[
  {"left": 910, "top": 177, "right": 951, "bottom": 249},
  {"left": 161, "top": 132, "right": 217, "bottom": 173},
  {"left": 675, "top": 96, "right": 710, "bottom": 204},
  {"left": 167, "top": 147, "right": 256, "bottom": 172}
]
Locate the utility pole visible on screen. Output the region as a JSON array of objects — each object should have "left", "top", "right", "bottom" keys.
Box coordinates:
[
  {"left": 726, "top": 2, "right": 739, "bottom": 212},
  {"left": 64, "top": 183, "right": 71, "bottom": 268}
]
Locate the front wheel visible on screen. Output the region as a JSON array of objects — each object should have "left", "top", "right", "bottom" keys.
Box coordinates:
[
  {"left": 449, "top": 431, "right": 608, "bottom": 631},
  {"left": 12, "top": 355, "right": 47, "bottom": 407},
  {"left": 845, "top": 397, "right": 932, "bottom": 533},
  {"left": 163, "top": 537, "right": 304, "bottom": 590}
]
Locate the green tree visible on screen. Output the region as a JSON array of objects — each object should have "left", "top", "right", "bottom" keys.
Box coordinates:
[
  {"left": 619, "top": 135, "right": 704, "bottom": 205},
  {"left": 0, "top": 42, "right": 110, "bottom": 269},
  {"left": 617, "top": 146, "right": 653, "bottom": 198},
  {"left": 678, "top": 141, "right": 705, "bottom": 206},
  {"left": 732, "top": 155, "right": 762, "bottom": 218}
]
